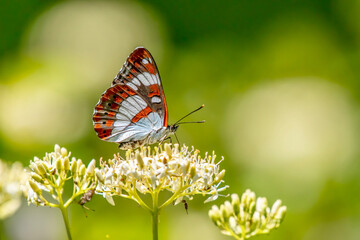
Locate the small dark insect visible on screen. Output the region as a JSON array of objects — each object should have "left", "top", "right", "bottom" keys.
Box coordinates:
[
  {"left": 79, "top": 188, "right": 95, "bottom": 216},
  {"left": 80, "top": 189, "right": 95, "bottom": 205},
  {"left": 182, "top": 200, "right": 188, "bottom": 215}
]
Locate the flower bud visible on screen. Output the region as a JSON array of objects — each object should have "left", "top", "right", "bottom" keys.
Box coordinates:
[
  {"left": 173, "top": 143, "right": 179, "bottom": 153},
  {"left": 189, "top": 165, "right": 196, "bottom": 179},
  {"left": 125, "top": 149, "right": 131, "bottom": 160},
  {"left": 56, "top": 157, "right": 63, "bottom": 173},
  {"left": 213, "top": 169, "right": 225, "bottom": 185},
  {"left": 209, "top": 205, "right": 221, "bottom": 225},
  {"left": 95, "top": 169, "right": 104, "bottom": 183},
  {"left": 70, "top": 159, "right": 77, "bottom": 176},
  {"left": 79, "top": 164, "right": 86, "bottom": 177},
  {"left": 86, "top": 159, "right": 96, "bottom": 176},
  {"left": 54, "top": 144, "right": 61, "bottom": 154},
  {"left": 243, "top": 190, "right": 256, "bottom": 208},
  {"left": 239, "top": 204, "right": 246, "bottom": 224},
  {"left": 31, "top": 172, "right": 43, "bottom": 183},
  {"left": 270, "top": 199, "right": 282, "bottom": 216},
  {"left": 63, "top": 157, "right": 70, "bottom": 171},
  {"left": 224, "top": 200, "right": 234, "bottom": 217},
  {"left": 37, "top": 162, "right": 47, "bottom": 176},
  {"left": 77, "top": 159, "right": 83, "bottom": 172},
  {"left": 136, "top": 151, "right": 144, "bottom": 170},
  {"left": 220, "top": 204, "right": 229, "bottom": 222},
  {"left": 275, "top": 206, "right": 287, "bottom": 222},
  {"left": 229, "top": 216, "right": 239, "bottom": 234},
  {"left": 105, "top": 194, "right": 115, "bottom": 206},
  {"left": 29, "top": 180, "right": 41, "bottom": 195},
  {"left": 30, "top": 162, "right": 40, "bottom": 175},
  {"left": 249, "top": 201, "right": 256, "bottom": 215},
  {"left": 231, "top": 194, "right": 240, "bottom": 216},
  {"left": 60, "top": 147, "right": 68, "bottom": 157},
  {"left": 165, "top": 143, "right": 172, "bottom": 158},
  {"left": 252, "top": 211, "right": 260, "bottom": 228},
  {"left": 256, "top": 197, "right": 268, "bottom": 214},
  {"left": 185, "top": 160, "right": 190, "bottom": 174}
]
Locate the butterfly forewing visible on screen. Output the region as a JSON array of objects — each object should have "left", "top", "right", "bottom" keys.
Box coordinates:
[
  {"left": 113, "top": 47, "right": 168, "bottom": 126},
  {"left": 93, "top": 47, "right": 169, "bottom": 145}
]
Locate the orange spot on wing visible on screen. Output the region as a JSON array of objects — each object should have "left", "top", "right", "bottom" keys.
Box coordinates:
[
  {"left": 107, "top": 112, "right": 116, "bottom": 118},
  {"left": 95, "top": 105, "right": 104, "bottom": 110},
  {"left": 120, "top": 92, "right": 128, "bottom": 98},
  {"left": 132, "top": 106, "right": 152, "bottom": 123},
  {"left": 94, "top": 126, "right": 112, "bottom": 139},
  {"left": 148, "top": 84, "right": 160, "bottom": 98},
  {"left": 145, "top": 63, "right": 156, "bottom": 74},
  {"left": 105, "top": 120, "right": 114, "bottom": 127}
]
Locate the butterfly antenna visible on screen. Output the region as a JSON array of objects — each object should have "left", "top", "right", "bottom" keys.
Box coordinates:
[
  {"left": 176, "top": 120, "right": 205, "bottom": 125},
  {"left": 174, "top": 105, "right": 205, "bottom": 125}
]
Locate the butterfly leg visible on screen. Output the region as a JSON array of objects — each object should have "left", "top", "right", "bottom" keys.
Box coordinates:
[{"left": 159, "top": 136, "right": 172, "bottom": 145}]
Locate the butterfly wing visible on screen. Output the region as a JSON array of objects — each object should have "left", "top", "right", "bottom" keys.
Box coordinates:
[
  {"left": 113, "top": 47, "right": 168, "bottom": 126},
  {"left": 93, "top": 47, "right": 168, "bottom": 145}
]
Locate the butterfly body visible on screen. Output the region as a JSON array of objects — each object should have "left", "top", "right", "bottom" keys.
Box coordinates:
[{"left": 93, "top": 47, "right": 177, "bottom": 150}]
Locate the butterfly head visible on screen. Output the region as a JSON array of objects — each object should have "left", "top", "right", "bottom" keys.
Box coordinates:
[{"left": 168, "top": 124, "right": 179, "bottom": 133}]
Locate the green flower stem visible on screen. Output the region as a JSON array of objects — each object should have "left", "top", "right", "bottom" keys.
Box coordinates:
[
  {"left": 229, "top": 230, "right": 242, "bottom": 240},
  {"left": 240, "top": 225, "right": 246, "bottom": 240},
  {"left": 59, "top": 206, "right": 72, "bottom": 240},
  {"left": 159, "top": 184, "right": 189, "bottom": 209},
  {"left": 152, "top": 191, "right": 160, "bottom": 240},
  {"left": 64, "top": 191, "right": 84, "bottom": 208},
  {"left": 129, "top": 186, "right": 152, "bottom": 212},
  {"left": 57, "top": 188, "right": 72, "bottom": 240}
]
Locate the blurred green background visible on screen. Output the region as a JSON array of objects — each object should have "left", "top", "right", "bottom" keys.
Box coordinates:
[{"left": 1, "top": 0, "right": 360, "bottom": 239}]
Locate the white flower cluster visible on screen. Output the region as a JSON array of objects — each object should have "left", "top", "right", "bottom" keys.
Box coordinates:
[
  {"left": 96, "top": 144, "right": 227, "bottom": 207},
  {"left": 0, "top": 160, "right": 25, "bottom": 219},
  {"left": 24, "top": 144, "right": 96, "bottom": 207},
  {"left": 209, "top": 189, "right": 287, "bottom": 239}
]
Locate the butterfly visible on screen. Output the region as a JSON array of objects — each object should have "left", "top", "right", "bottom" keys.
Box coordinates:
[{"left": 92, "top": 47, "right": 204, "bottom": 150}]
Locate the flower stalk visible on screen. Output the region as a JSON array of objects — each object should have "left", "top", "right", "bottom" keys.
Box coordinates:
[
  {"left": 23, "top": 145, "right": 97, "bottom": 240},
  {"left": 152, "top": 191, "right": 159, "bottom": 240},
  {"left": 96, "top": 144, "right": 228, "bottom": 239},
  {"left": 60, "top": 205, "right": 72, "bottom": 240}
]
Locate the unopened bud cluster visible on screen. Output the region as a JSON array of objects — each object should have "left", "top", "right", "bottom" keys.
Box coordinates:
[
  {"left": 0, "top": 160, "right": 25, "bottom": 219},
  {"left": 24, "top": 144, "right": 96, "bottom": 207},
  {"left": 209, "top": 189, "right": 286, "bottom": 239},
  {"left": 96, "top": 144, "right": 228, "bottom": 207}
]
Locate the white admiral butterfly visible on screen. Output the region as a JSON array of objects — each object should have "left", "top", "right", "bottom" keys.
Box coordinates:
[{"left": 92, "top": 47, "right": 203, "bottom": 149}]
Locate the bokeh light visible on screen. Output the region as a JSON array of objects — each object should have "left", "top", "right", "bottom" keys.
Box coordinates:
[{"left": 225, "top": 78, "right": 359, "bottom": 209}]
